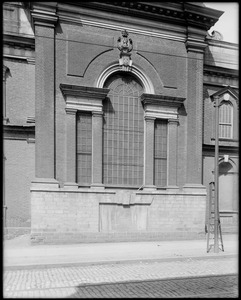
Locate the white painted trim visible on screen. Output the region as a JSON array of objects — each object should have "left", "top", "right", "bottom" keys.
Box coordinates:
[
  {"left": 96, "top": 63, "right": 155, "bottom": 94},
  {"left": 144, "top": 111, "right": 178, "bottom": 120},
  {"left": 65, "top": 101, "right": 102, "bottom": 113}
]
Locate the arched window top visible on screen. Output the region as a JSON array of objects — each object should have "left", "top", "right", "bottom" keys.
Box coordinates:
[
  {"left": 220, "top": 100, "right": 233, "bottom": 107},
  {"left": 104, "top": 72, "right": 143, "bottom": 96},
  {"left": 97, "top": 63, "right": 154, "bottom": 94}
]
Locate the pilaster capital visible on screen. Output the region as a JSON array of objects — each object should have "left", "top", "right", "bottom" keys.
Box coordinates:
[
  {"left": 144, "top": 116, "right": 156, "bottom": 122},
  {"left": 31, "top": 10, "right": 58, "bottom": 28},
  {"left": 185, "top": 39, "right": 207, "bottom": 53},
  {"left": 168, "top": 118, "right": 179, "bottom": 125},
  {"left": 65, "top": 108, "right": 77, "bottom": 115},
  {"left": 92, "top": 111, "right": 104, "bottom": 117}
]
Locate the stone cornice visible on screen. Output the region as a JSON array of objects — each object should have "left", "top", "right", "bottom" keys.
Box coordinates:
[
  {"left": 183, "top": 3, "right": 223, "bottom": 30},
  {"left": 25, "top": 2, "right": 223, "bottom": 45},
  {"left": 60, "top": 84, "right": 109, "bottom": 100},
  {"left": 141, "top": 94, "right": 185, "bottom": 108},
  {"left": 67, "top": 2, "right": 222, "bottom": 31},
  {"left": 3, "top": 124, "right": 35, "bottom": 141},
  {"left": 206, "top": 38, "right": 238, "bottom": 49},
  {"left": 3, "top": 33, "right": 35, "bottom": 49},
  {"left": 203, "top": 66, "right": 238, "bottom": 79},
  {"left": 203, "top": 144, "right": 239, "bottom": 154}
]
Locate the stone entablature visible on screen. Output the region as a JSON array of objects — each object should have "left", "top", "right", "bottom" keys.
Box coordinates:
[
  {"left": 60, "top": 84, "right": 109, "bottom": 113},
  {"left": 76, "top": 1, "right": 220, "bottom": 30},
  {"left": 204, "top": 40, "right": 238, "bottom": 70},
  {"left": 203, "top": 67, "right": 238, "bottom": 88},
  {"left": 3, "top": 34, "right": 35, "bottom": 64},
  {"left": 141, "top": 93, "right": 185, "bottom": 120}
]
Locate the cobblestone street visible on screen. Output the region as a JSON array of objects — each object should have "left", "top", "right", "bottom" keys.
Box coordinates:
[
  {"left": 66, "top": 275, "right": 238, "bottom": 298},
  {"left": 4, "top": 256, "right": 238, "bottom": 298}
]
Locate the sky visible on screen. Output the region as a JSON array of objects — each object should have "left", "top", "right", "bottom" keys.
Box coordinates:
[{"left": 204, "top": 2, "right": 239, "bottom": 44}]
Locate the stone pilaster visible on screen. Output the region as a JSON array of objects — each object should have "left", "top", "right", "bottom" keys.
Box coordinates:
[
  {"left": 168, "top": 119, "right": 179, "bottom": 189},
  {"left": 65, "top": 108, "right": 78, "bottom": 189},
  {"left": 32, "top": 11, "right": 58, "bottom": 181},
  {"left": 144, "top": 116, "right": 156, "bottom": 190},
  {"left": 184, "top": 38, "right": 206, "bottom": 189},
  {"left": 91, "top": 111, "right": 104, "bottom": 189}
]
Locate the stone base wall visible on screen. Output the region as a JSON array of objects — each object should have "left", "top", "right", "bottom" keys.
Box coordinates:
[
  {"left": 30, "top": 188, "right": 207, "bottom": 244},
  {"left": 220, "top": 212, "right": 238, "bottom": 233},
  {"left": 4, "top": 227, "right": 31, "bottom": 240}
]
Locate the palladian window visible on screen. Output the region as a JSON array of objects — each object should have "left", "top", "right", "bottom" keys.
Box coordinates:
[{"left": 103, "top": 73, "right": 144, "bottom": 186}]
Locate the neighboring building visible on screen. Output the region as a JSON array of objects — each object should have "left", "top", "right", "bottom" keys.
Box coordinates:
[
  {"left": 3, "top": 2, "right": 238, "bottom": 243},
  {"left": 203, "top": 35, "right": 239, "bottom": 233},
  {"left": 3, "top": 1, "right": 35, "bottom": 238}
]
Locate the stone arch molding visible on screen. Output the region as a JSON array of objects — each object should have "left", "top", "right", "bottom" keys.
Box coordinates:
[{"left": 96, "top": 63, "right": 155, "bottom": 94}]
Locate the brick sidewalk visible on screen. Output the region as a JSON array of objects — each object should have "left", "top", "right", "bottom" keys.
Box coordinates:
[
  {"left": 3, "top": 256, "right": 238, "bottom": 298},
  {"left": 4, "top": 234, "right": 238, "bottom": 269}
]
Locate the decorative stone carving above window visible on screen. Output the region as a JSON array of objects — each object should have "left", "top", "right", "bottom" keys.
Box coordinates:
[{"left": 117, "top": 30, "right": 133, "bottom": 71}]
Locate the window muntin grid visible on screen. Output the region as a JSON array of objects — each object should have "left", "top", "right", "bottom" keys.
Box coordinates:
[
  {"left": 219, "top": 101, "right": 233, "bottom": 139},
  {"left": 77, "top": 112, "right": 92, "bottom": 184},
  {"left": 154, "top": 119, "right": 167, "bottom": 187},
  {"left": 103, "top": 73, "right": 144, "bottom": 186}
]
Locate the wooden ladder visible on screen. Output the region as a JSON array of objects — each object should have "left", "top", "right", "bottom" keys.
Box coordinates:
[{"left": 207, "top": 181, "right": 224, "bottom": 253}]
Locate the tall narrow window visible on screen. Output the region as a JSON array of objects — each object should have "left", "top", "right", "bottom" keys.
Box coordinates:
[
  {"left": 77, "top": 112, "right": 92, "bottom": 184},
  {"left": 219, "top": 101, "right": 233, "bottom": 139},
  {"left": 103, "top": 73, "right": 144, "bottom": 186},
  {"left": 154, "top": 119, "right": 167, "bottom": 186}
]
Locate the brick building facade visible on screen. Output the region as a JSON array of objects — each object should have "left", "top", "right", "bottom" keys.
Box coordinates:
[{"left": 3, "top": 2, "right": 238, "bottom": 243}]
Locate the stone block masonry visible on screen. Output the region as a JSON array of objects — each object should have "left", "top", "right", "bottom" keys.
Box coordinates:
[{"left": 31, "top": 188, "right": 206, "bottom": 244}]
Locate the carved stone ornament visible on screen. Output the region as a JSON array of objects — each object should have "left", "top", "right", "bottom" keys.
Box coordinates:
[
  {"left": 210, "top": 30, "right": 223, "bottom": 41},
  {"left": 117, "top": 30, "right": 133, "bottom": 71}
]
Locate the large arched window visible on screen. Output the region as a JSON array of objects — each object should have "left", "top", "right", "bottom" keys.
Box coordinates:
[
  {"left": 219, "top": 101, "right": 233, "bottom": 139},
  {"left": 103, "top": 72, "right": 144, "bottom": 186}
]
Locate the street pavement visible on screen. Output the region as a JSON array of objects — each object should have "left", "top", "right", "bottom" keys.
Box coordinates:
[{"left": 3, "top": 234, "right": 239, "bottom": 298}]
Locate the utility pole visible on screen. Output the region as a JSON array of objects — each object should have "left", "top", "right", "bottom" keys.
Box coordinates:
[{"left": 214, "top": 95, "right": 219, "bottom": 253}]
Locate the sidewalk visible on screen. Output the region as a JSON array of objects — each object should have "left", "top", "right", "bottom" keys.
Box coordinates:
[{"left": 4, "top": 234, "right": 238, "bottom": 270}]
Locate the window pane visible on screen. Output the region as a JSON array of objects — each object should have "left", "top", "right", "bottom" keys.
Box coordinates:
[
  {"left": 154, "top": 120, "right": 167, "bottom": 186},
  {"left": 103, "top": 73, "right": 144, "bottom": 186},
  {"left": 219, "top": 102, "right": 233, "bottom": 138},
  {"left": 77, "top": 112, "right": 92, "bottom": 184}
]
